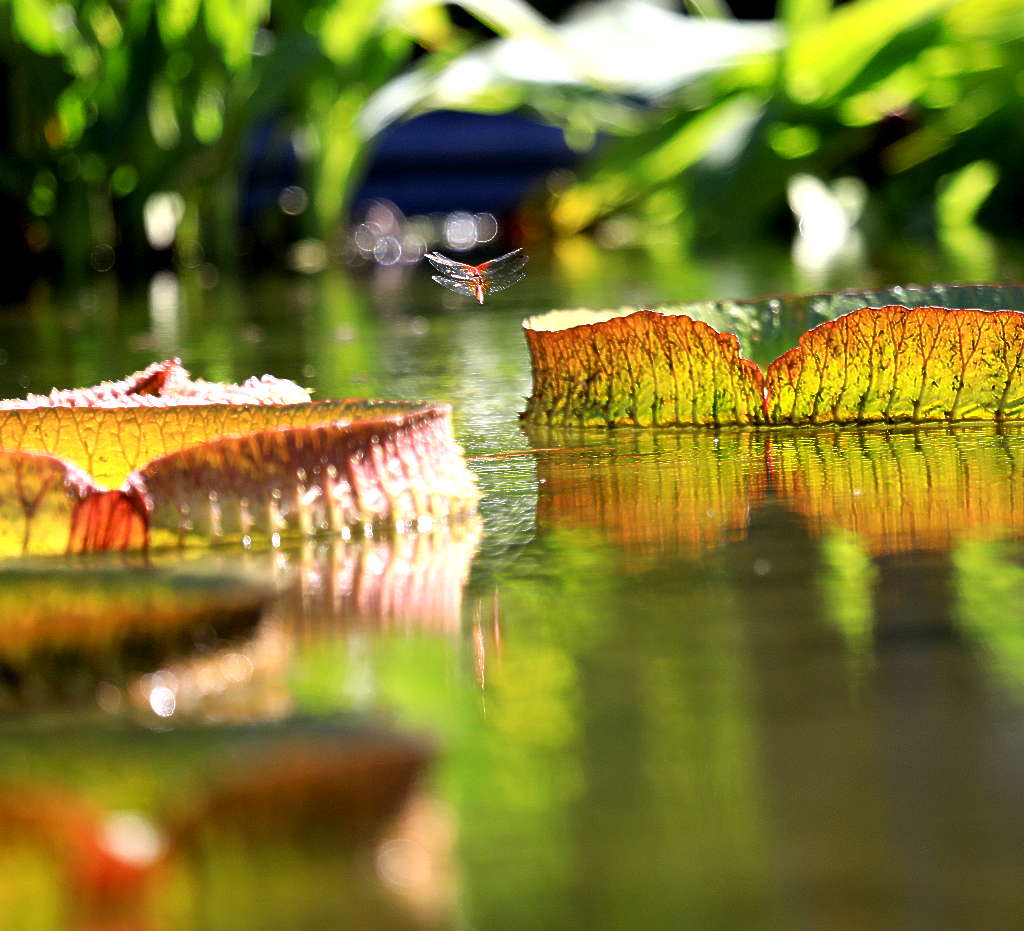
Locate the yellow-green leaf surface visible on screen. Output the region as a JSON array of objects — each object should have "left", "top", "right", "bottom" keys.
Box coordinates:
[
  {"left": 0, "top": 452, "right": 92, "bottom": 557},
  {"left": 765, "top": 305, "right": 1024, "bottom": 424},
  {"left": 523, "top": 287, "right": 1024, "bottom": 427},
  {"left": 0, "top": 361, "right": 479, "bottom": 556},
  {"left": 524, "top": 308, "right": 765, "bottom": 426},
  {"left": 0, "top": 404, "right": 379, "bottom": 489}
]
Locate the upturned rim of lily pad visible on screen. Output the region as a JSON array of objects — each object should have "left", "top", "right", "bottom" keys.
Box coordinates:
[
  {"left": 522, "top": 285, "right": 1024, "bottom": 428},
  {"left": 0, "top": 360, "right": 480, "bottom": 555}
]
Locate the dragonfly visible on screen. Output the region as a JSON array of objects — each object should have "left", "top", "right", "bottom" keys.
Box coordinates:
[{"left": 424, "top": 248, "right": 528, "bottom": 304}]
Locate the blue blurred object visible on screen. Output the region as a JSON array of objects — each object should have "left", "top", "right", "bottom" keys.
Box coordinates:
[{"left": 352, "top": 110, "right": 583, "bottom": 217}]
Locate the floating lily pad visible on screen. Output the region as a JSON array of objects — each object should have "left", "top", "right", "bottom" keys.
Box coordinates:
[
  {"left": 523, "top": 284, "right": 1024, "bottom": 427},
  {"left": 0, "top": 563, "right": 273, "bottom": 706},
  {"left": 0, "top": 715, "right": 433, "bottom": 926},
  {"left": 0, "top": 361, "right": 479, "bottom": 555}
]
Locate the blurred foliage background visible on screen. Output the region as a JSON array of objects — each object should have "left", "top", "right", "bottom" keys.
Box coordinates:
[{"left": 2, "top": 0, "right": 1023, "bottom": 299}]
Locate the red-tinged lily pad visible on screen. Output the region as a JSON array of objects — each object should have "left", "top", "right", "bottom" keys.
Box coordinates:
[
  {"left": 524, "top": 309, "right": 765, "bottom": 426},
  {"left": 0, "top": 718, "right": 433, "bottom": 923},
  {"left": 522, "top": 285, "right": 1024, "bottom": 427},
  {"left": 0, "top": 360, "right": 479, "bottom": 556},
  {"left": 0, "top": 563, "right": 273, "bottom": 705}
]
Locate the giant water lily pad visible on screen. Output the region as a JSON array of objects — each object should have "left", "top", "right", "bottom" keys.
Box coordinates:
[
  {"left": 0, "top": 715, "right": 433, "bottom": 926},
  {"left": 523, "top": 285, "right": 1024, "bottom": 427},
  {"left": 0, "top": 360, "right": 479, "bottom": 556},
  {"left": 0, "top": 562, "right": 274, "bottom": 706}
]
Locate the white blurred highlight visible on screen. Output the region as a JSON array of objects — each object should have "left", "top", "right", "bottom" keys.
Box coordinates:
[
  {"left": 144, "top": 192, "right": 185, "bottom": 250},
  {"left": 788, "top": 174, "right": 866, "bottom": 282}
]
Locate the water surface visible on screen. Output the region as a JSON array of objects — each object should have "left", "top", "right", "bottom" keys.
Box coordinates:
[{"left": 2, "top": 245, "right": 1024, "bottom": 927}]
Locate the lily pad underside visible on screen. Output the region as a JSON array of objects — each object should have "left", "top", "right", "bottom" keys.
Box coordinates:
[
  {"left": 0, "top": 360, "right": 478, "bottom": 557},
  {"left": 524, "top": 300, "right": 1024, "bottom": 428}
]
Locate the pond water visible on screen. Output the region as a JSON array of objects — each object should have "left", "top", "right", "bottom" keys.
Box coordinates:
[{"left": 2, "top": 241, "right": 1024, "bottom": 927}]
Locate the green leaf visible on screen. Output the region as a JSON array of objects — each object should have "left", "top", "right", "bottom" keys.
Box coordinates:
[
  {"left": 321, "top": 0, "right": 381, "bottom": 64},
  {"left": 784, "top": 0, "right": 952, "bottom": 104}
]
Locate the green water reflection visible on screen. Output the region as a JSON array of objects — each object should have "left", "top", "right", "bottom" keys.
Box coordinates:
[{"left": 3, "top": 249, "right": 1024, "bottom": 926}]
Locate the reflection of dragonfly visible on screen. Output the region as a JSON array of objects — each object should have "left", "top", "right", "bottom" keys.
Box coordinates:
[{"left": 424, "top": 248, "right": 528, "bottom": 304}]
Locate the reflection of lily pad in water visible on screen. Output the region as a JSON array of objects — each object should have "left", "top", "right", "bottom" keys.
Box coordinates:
[
  {"left": 0, "top": 564, "right": 273, "bottom": 706},
  {"left": 529, "top": 422, "right": 1024, "bottom": 559},
  {"left": 770, "top": 425, "right": 1024, "bottom": 554},
  {"left": 269, "top": 518, "right": 483, "bottom": 637},
  {"left": 121, "top": 523, "right": 484, "bottom": 723},
  {"left": 523, "top": 286, "right": 1024, "bottom": 427},
  {"left": 527, "top": 427, "right": 766, "bottom": 562},
  {"left": 0, "top": 716, "right": 434, "bottom": 927},
  {"left": 0, "top": 360, "right": 479, "bottom": 556}
]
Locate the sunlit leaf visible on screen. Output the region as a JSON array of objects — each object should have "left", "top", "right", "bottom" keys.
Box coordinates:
[
  {"left": 0, "top": 361, "right": 479, "bottom": 554},
  {"left": 765, "top": 305, "right": 1024, "bottom": 424},
  {"left": 784, "top": 0, "right": 950, "bottom": 104},
  {"left": 157, "top": 0, "right": 201, "bottom": 42},
  {"left": 369, "top": 0, "right": 781, "bottom": 125},
  {"left": 203, "top": 0, "right": 268, "bottom": 68},
  {"left": 551, "top": 95, "right": 761, "bottom": 236},
  {"left": 523, "top": 308, "right": 764, "bottom": 426},
  {"left": 11, "top": 0, "right": 61, "bottom": 55},
  {"left": 0, "top": 452, "right": 92, "bottom": 557},
  {"left": 322, "top": 0, "right": 382, "bottom": 64},
  {"left": 523, "top": 287, "right": 1024, "bottom": 427}
]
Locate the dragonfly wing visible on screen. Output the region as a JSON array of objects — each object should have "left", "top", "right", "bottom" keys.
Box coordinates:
[
  {"left": 431, "top": 275, "right": 479, "bottom": 298},
  {"left": 480, "top": 248, "right": 528, "bottom": 282},
  {"left": 482, "top": 269, "right": 526, "bottom": 296},
  {"left": 424, "top": 252, "right": 475, "bottom": 281}
]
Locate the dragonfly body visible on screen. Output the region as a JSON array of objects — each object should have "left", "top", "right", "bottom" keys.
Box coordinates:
[{"left": 425, "top": 248, "right": 527, "bottom": 304}]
